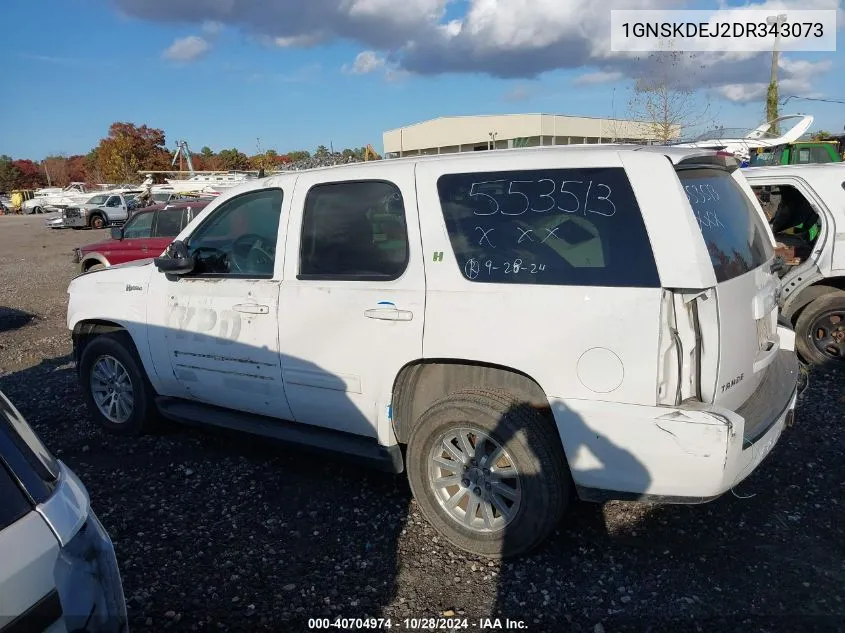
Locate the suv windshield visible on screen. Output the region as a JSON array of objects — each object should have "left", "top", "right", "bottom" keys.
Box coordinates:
[{"left": 678, "top": 168, "right": 773, "bottom": 282}]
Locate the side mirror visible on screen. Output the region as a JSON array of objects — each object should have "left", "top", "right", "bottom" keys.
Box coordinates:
[
  {"left": 110, "top": 227, "right": 123, "bottom": 240},
  {"left": 154, "top": 240, "right": 195, "bottom": 275}
]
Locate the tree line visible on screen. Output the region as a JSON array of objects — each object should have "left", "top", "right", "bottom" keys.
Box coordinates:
[{"left": 0, "top": 122, "right": 380, "bottom": 192}]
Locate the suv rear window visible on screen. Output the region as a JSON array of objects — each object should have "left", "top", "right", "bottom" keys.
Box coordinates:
[
  {"left": 678, "top": 168, "right": 773, "bottom": 282},
  {"left": 436, "top": 168, "right": 660, "bottom": 287}
]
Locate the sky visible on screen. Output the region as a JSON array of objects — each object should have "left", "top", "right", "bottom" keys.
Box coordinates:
[{"left": 1, "top": 0, "right": 843, "bottom": 159}]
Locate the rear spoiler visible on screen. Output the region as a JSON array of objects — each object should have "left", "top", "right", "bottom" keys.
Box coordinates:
[{"left": 674, "top": 151, "right": 741, "bottom": 173}]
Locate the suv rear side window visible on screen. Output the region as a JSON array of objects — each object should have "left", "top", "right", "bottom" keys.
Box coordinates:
[
  {"left": 299, "top": 180, "right": 408, "bottom": 280},
  {"left": 153, "top": 209, "right": 183, "bottom": 237},
  {"left": 678, "top": 168, "right": 773, "bottom": 282},
  {"left": 436, "top": 168, "right": 660, "bottom": 287}
]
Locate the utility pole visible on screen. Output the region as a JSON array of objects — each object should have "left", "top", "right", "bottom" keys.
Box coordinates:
[{"left": 766, "top": 13, "right": 787, "bottom": 133}]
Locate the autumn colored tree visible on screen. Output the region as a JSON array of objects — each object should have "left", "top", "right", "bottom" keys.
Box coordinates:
[
  {"left": 43, "top": 155, "right": 70, "bottom": 187},
  {"left": 286, "top": 150, "right": 310, "bottom": 161},
  {"left": 84, "top": 149, "right": 104, "bottom": 184},
  {"left": 11, "top": 159, "right": 45, "bottom": 188},
  {"left": 94, "top": 122, "right": 170, "bottom": 183},
  {"left": 66, "top": 155, "right": 88, "bottom": 183}
]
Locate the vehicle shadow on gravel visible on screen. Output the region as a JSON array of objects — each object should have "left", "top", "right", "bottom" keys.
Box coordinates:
[
  {"left": 2, "top": 335, "right": 843, "bottom": 633},
  {"left": 0, "top": 306, "right": 36, "bottom": 333}
]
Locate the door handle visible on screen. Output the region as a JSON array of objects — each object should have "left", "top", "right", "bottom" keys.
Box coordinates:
[
  {"left": 364, "top": 307, "right": 413, "bottom": 321},
  {"left": 233, "top": 303, "right": 269, "bottom": 314}
]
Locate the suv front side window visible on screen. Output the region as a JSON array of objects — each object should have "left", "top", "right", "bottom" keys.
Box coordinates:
[
  {"left": 106, "top": 196, "right": 121, "bottom": 207},
  {"left": 185, "top": 188, "right": 283, "bottom": 278},
  {"left": 122, "top": 211, "right": 154, "bottom": 239},
  {"left": 299, "top": 180, "right": 408, "bottom": 280}
]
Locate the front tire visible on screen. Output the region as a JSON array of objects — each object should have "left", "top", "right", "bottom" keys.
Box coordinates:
[
  {"left": 795, "top": 291, "right": 845, "bottom": 365},
  {"left": 89, "top": 214, "right": 106, "bottom": 229},
  {"left": 78, "top": 332, "right": 157, "bottom": 435},
  {"left": 406, "top": 388, "right": 571, "bottom": 559}
]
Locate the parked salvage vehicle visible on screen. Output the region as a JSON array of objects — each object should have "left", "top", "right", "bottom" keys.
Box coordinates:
[
  {"left": 745, "top": 163, "right": 845, "bottom": 364},
  {"left": 47, "top": 192, "right": 140, "bottom": 230},
  {"left": 67, "top": 146, "right": 798, "bottom": 558},
  {"left": 73, "top": 200, "right": 210, "bottom": 273},
  {"left": 0, "top": 390, "right": 128, "bottom": 632}
]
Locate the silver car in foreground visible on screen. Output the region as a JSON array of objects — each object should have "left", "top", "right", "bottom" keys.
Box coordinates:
[{"left": 0, "top": 391, "right": 128, "bottom": 633}]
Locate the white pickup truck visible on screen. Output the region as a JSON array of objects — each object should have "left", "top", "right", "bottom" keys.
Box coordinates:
[
  {"left": 744, "top": 163, "right": 845, "bottom": 365},
  {"left": 66, "top": 146, "right": 799, "bottom": 558},
  {"left": 48, "top": 192, "right": 139, "bottom": 230}
]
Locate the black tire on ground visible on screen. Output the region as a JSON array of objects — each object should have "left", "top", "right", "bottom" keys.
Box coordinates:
[
  {"left": 33, "top": 206, "right": 43, "bottom": 214},
  {"left": 406, "top": 388, "right": 571, "bottom": 559},
  {"left": 78, "top": 331, "right": 159, "bottom": 436},
  {"left": 89, "top": 214, "right": 106, "bottom": 229},
  {"left": 795, "top": 291, "right": 845, "bottom": 365},
  {"left": 85, "top": 263, "right": 105, "bottom": 272}
]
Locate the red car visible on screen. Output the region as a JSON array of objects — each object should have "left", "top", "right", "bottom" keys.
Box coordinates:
[{"left": 73, "top": 200, "right": 210, "bottom": 273}]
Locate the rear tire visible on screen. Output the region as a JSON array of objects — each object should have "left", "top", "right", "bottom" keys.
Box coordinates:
[
  {"left": 78, "top": 332, "right": 158, "bottom": 436},
  {"left": 406, "top": 388, "right": 571, "bottom": 559},
  {"left": 85, "top": 263, "right": 105, "bottom": 272},
  {"left": 795, "top": 291, "right": 845, "bottom": 365}
]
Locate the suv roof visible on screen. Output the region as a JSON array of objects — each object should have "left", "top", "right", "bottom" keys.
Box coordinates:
[{"left": 260, "top": 145, "right": 725, "bottom": 181}]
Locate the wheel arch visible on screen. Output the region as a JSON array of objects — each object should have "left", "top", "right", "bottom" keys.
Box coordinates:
[
  {"left": 80, "top": 254, "right": 110, "bottom": 272},
  {"left": 72, "top": 319, "right": 144, "bottom": 369},
  {"left": 390, "top": 359, "right": 552, "bottom": 445},
  {"left": 88, "top": 210, "right": 106, "bottom": 227},
  {"left": 783, "top": 278, "right": 845, "bottom": 323}
]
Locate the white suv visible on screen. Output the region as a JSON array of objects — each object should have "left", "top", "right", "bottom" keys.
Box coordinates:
[{"left": 66, "top": 146, "right": 799, "bottom": 558}]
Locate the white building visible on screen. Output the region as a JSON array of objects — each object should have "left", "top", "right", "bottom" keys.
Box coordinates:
[{"left": 383, "top": 113, "right": 679, "bottom": 158}]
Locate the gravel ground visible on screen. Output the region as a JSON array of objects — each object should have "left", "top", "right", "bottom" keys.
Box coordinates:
[{"left": 1, "top": 215, "right": 843, "bottom": 633}]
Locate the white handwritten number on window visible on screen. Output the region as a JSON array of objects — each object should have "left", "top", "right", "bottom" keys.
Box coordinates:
[
  {"left": 464, "top": 258, "right": 546, "bottom": 280},
  {"left": 468, "top": 179, "right": 616, "bottom": 218}
]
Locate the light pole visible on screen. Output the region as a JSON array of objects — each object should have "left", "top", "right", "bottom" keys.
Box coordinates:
[{"left": 766, "top": 13, "right": 787, "bottom": 131}]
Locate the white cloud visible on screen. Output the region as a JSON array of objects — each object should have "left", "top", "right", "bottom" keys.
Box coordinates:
[
  {"left": 162, "top": 35, "right": 210, "bottom": 61},
  {"left": 274, "top": 33, "right": 323, "bottom": 48},
  {"left": 716, "top": 56, "right": 832, "bottom": 102},
  {"left": 125, "top": 0, "right": 841, "bottom": 99},
  {"left": 343, "top": 50, "right": 386, "bottom": 74},
  {"left": 201, "top": 20, "right": 223, "bottom": 36},
  {"left": 574, "top": 71, "right": 624, "bottom": 86}
]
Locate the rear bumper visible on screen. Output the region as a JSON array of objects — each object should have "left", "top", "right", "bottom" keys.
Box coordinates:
[{"left": 551, "top": 335, "right": 799, "bottom": 503}]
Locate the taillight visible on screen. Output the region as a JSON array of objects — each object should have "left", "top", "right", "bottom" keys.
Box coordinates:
[{"left": 657, "top": 289, "right": 707, "bottom": 405}]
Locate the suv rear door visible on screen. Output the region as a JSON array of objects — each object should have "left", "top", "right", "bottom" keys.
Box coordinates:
[{"left": 630, "top": 152, "right": 783, "bottom": 411}]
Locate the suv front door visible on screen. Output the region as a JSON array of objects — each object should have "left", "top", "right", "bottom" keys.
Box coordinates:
[
  {"left": 146, "top": 186, "right": 294, "bottom": 420},
  {"left": 279, "top": 165, "right": 425, "bottom": 440}
]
